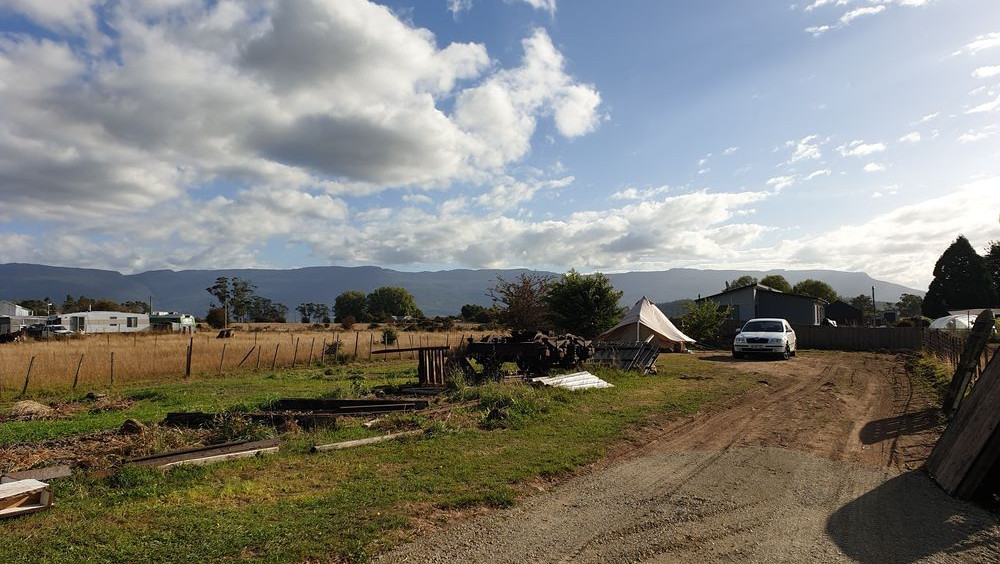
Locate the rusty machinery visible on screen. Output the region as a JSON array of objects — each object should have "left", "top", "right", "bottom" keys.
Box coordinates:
[{"left": 453, "top": 330, "right": 593, "bottom": 382}]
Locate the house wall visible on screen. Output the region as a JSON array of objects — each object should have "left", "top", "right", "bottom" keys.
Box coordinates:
[
  {"left": 757, "top": 292, "right": 824, "bottom": 325},
  {"left": 707, "top": 286, "right": 756, "bottom": 322},
  {"left": 826, "top": 301, "right": 864, "bottom": 326},
  {"left": 54, "top": 311, "right": 150, "bottom": 333},
  {"left": 0, "top": 301, "right": 32, "bottom": 317},
  {"left": 0, "top": 315, "right": 48, "bottom": 334}
]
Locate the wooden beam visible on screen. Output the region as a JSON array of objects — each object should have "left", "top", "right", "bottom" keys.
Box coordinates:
[
  {"left": 126, "top": 439, "right": 281, "bottom": 468},
  {"left": 371, "top": 346, "right": 449, "bottom": 355},
  {"left": 1, "top": 465, "right": 72, "bottom": 483},
  {"left": 310, "top": 430, "right": 422, "bottom": 453}
]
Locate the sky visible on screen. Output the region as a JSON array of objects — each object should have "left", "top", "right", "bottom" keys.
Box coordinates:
[{"left": 0, "top": 0, "right": 999, "bottom": 291}]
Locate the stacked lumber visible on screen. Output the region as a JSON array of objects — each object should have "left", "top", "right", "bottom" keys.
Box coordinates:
[
  {"left": 926, "top": 349, "right": 1000, "bottom": 499},
  {"left": 0, "top": 479, "right": 53, "bottom": 519}
]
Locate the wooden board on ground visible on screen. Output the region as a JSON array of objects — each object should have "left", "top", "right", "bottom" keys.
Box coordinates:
[
  {"left": 1, "top": 465, "right": 72, "bottom": 483},
  {"left": 927, "top": 350, "right": 1000, "bottom": 499},
  {"left": 310, "top": 430, "right": 423, "bottom": 453},
  {"left": 0, "top": 479, "right": 53, "bottom": 519},
  {"left": 126, "top": 438, "right": 281, "bottom": 469}
]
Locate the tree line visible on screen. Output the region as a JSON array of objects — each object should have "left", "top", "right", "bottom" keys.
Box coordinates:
[
  {"left": 722, "top": 274, "right": 924, "bottom": 319},
  {"left": 17, "top": 295, "right": 151, "bottom": 316}
]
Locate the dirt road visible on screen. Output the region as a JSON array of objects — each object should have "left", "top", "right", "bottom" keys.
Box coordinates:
[{"left": 372, "top": 352, "right": 1000, "bottom": 563}]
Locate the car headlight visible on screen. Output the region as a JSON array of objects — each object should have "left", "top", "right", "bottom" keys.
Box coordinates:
[
  {"left": 769, "top": 338, "right": 783, "bottom": 344},
  {"left": 734, "top": 337, "right": 746, "bottom": 343}
]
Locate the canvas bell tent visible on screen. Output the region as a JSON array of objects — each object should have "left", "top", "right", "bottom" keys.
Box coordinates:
[{"left": 595, "top": 297, "right": 695, "bottom": 351}]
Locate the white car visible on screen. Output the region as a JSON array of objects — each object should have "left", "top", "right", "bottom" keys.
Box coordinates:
[
  {"left": 41, "top": 325, "right": 73, "bottom": 337},
  {"left": 732, "top": 318, "right": 797, "bottom": 360}
]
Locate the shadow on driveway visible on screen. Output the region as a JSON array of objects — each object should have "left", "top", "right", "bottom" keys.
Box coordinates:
[
  {"left": 826, "top": 470, "right": 1000, "bottom": 564},
  {"left": 858, "top": 408, "right": 946, "bottom": 445}
]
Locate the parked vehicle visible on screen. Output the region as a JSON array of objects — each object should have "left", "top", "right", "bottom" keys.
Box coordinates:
[
  {"left": 40, "top": 325, "right": 73, "bottom": 337},
  {"left": 732, "top": 318, "right": 796, "bottom": 360}
]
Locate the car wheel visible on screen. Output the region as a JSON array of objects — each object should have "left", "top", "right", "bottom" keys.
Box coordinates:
[
  {"left": 790, "top": 347, "right": 796, "bottom": 357},
  {"left": 781, "top": 345, "right": 791, "bottom": 360}
]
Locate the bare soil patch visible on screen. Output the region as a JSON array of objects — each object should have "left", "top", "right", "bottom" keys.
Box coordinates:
[{"left": 372, "top": 351, "right": 999, "bottom": 564}]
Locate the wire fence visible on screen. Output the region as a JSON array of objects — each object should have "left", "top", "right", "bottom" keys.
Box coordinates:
[{"left": 0, "top": 327, "right": 490, "bottom": 397}]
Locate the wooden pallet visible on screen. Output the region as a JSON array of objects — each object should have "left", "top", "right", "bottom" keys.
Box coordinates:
[{"left": 0, "top": 479, "right": 53, "bottom": 519}]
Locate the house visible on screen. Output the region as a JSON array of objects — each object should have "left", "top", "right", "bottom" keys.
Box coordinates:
[
  {"left": 826, "top": 300, "right": 864, "bottom": 326},
  {"left": 149, "top": 311, "right": 197, "bottom": 333},
  {"left": 51, "top": 311, "right": 150, "bottom": 333},
  {"left": 697, "top": 284, "right": 826, "bottom": 326},
  {"left": 0, "top": 300, "right": 47, "bottom": 334}
]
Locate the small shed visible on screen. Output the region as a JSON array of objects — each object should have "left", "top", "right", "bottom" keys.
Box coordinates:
[{"left": 826, "top": 300, "right": 864, "bottom": 326}]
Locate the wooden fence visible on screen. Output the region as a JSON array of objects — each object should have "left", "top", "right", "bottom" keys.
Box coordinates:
[{"left": 792, "top": 325, "right": 924, "bottom": 351}]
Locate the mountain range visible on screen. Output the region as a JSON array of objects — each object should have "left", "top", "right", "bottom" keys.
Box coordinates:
[{"left": 0, "top": 263, "right": 923, "bottom": 318}]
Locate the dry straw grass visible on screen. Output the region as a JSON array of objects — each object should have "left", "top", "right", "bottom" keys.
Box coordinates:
[{"left": 0, "top": 326, "right": 489, "bottom": 396}]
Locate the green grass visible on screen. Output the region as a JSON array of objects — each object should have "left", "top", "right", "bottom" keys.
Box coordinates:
[
  {"left": 0, "top": 354, "right": 754, "bottom": 564},
  {"left": 905, "top": 351, "right": 953, "bottom": 401},
  {"left": 0, "top": 363, "right": 417, "bottom": 444}
]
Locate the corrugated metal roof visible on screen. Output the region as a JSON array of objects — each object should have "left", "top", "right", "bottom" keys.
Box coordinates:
[{"left": 530, "top": 371, "right": 614, "bottom": 391}]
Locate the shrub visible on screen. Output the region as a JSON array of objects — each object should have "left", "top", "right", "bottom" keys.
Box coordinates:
[
  {"left": 381, "top": 327, "right": 398, "bottom": 345},
  {"left": 341, "top": 315, "right": 356, "bottom": 330}
]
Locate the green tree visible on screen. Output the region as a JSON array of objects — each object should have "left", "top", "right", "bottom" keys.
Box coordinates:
[
  {"left": 366, "top": 286, "right": 421, "bottom": 321},
  {"left": 682, "top": 300, "right": 732, "bottom": 343},
  {"left": 544, "top": 270, "right": 626, "bottom": 338},
  {"left": 895, "top": 293, "right": 923, "bottom": 317},
  {"left": 759, "top": 275, "right": 792, "bottom": 292},
  {"left": 985, "top": 239, "right": 1000, "bottom": 296},
  {"left": 848, "top": 294, "right": 873, "bottom": 312},
  {"left": 460, "top": 304, "right": 495, "bottom": 323},
  {"left": 122, "top": 300, "right": 151, "bottom": 314},
  {"left": 791, "top": 279, "right": 839, "bottom": 303},
  {"left": 726, "top": 275, "right": 758, "bottom": 290},
  {"left": 246, "top": 296, "right": 288, "bottom": 323},
  {"left": 229, "top": 278, "right": 257, "bottom": 322},
  {"left": 487, "top": 272, "right": 551, "bottom": 330},
  {"left": 206, "top": 277, "right": 232, "bottom": 327},
  {"left": 205, "top": 306, "right": 227, "bottom": 329},
  {"left": 922, "top": 235, "right": 999, "bottom": 318},
  {"left": 17, "top": 298, "right": 53, "bottom": 315},
  {"left": 334, "top": 291, "right": 368, "bottom": 323}
]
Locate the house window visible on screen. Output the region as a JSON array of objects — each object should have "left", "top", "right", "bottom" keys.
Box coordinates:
[{"left": 127, "top": 317, "right": 138, "bottom": 328}]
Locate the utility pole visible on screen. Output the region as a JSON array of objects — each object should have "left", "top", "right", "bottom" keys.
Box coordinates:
[{"left": 871, "top": 286, "right": 876, "bottom": 327}]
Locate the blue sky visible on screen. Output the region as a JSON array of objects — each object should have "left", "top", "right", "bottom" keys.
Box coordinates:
[{"left": 0, "top": 0, "right": 998, "bottom": 290}]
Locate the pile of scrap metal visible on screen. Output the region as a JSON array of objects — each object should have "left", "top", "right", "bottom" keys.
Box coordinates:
[
  {"left": 451, "top": 331, "right": 593, "bottom": 382},
  {"left": 590, "top": 336, "right": 661, "bottom": 374}
]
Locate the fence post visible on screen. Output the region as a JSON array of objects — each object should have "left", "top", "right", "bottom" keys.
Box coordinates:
[
  {"left": 110, "top": 352, "right": 115, "bottom": 388},
  {"left": 354, "top": 332, "right": 360, "bottom": 357},
  {"left": 20, "top": 356, "right": 35, "bottom": 396},
  {"left": 186, "top": 337, "right": 194, "bottom": 377},
  {"left": 307, "top": 338, "right": 315, "bottom": 365},
  {"left": 255, "top": 345, "right": 262, "bottom": 371},
  {"left": 73, "top": 354, "right": 84, "bottom": 390},
  {"left": 291, "top": 338, "right": 300, "bottom": 367},
  {"left": 271, "top": 343, "right": 279, "bottom": 370},
  {"left": 218, "top": 343, "right": 227, "bottom": 374},
  {"left": 369, "top": 333, "right": 374, "bottom": 361}
]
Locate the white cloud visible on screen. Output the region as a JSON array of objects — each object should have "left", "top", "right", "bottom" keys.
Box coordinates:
[
  {"left": 962, "top": 32, "right": 1000, "bottom": 55},
  {"left": 611, "top": 185, "right": 671, "bottom": 201},
  {"left": 972, "top": 65, "right": 1000, "bottom": 79},
  {"left": 898, "top": 132, "right": 921, "bottom": 143},
  {"left": 864, "top": 162, "right": 886, "bottom": 173},
  {"left": 918, "top": 112, "right": 940, "bottom": 123},
  {"left": 767, "top": 175, "right": 797, "bottom": 191},
  {"left": 0, "top": 1, "right": 601, "bottom": 221},
  {"left": 958, "top": 125, "right": 998, "bottom": 143},
  {"left": 805, "top": 25, "right": 833, "bottom": 36},
  {"left": 805, "top": 168, "right": 832, "bottom": 180},
  {"left": 448, "top": 0, "right": 555, "bottom": 17},
  {"left": 785, "top": 134, "right": 825, "bottom": 163},
  {"left": 775, "top": 176, "right": 1000, "bottom": 288},
  {"left": 840, "top": 6, "right": 885, "bottom": 24},
  {"left": 837, "top": 140, "right": 887, "bottom": 157},
  {"left": 967, "top": 93, "right": 1000, "bottom": 114},
  {"left": 724, "top": 146, "right": 739, "bottom": 155}
]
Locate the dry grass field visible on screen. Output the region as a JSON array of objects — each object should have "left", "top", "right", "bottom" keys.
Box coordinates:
[{"left": 0, "top": 326, "right": 490, "bottom": 396}]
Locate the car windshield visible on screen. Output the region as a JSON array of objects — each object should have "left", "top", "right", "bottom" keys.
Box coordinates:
[{"left": 743, "top": 321, "right": 783, "bottom": 333}]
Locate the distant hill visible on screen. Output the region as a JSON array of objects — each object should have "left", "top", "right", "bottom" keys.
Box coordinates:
[{"left": 0, "top": 263, "right": 923, "bottom": 318}]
